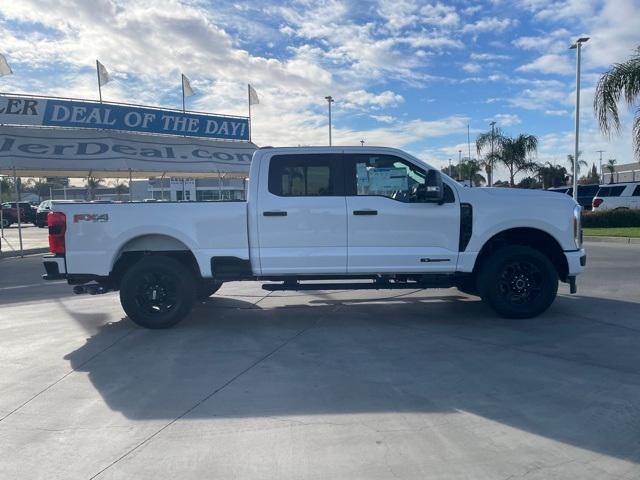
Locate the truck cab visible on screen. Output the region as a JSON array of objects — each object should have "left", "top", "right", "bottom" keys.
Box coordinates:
[{"left": 43, "top": 146, "right": 586, "bottom": 328}]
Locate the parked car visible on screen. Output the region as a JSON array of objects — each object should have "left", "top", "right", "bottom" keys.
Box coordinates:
[
  {"left": 1, "top": 205, "right": 17, "bottom": 228},
  {"left": 592, "top": 182, "right": 640, "bottom": 211},
  {"left": 43, "top": 146, "right": 586, "bottom": 328},
  {"left": 1, "top": 202, "right": 37, "bottom": 226},
  {"left": 36, "top": 200, "right": 82, "bottom": 227},
  {"left": 548, "top": 184, "right": 599, "bottom": 210}
]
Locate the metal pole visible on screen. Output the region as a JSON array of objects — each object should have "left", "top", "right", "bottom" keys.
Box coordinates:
[
  {"left": 248, "top": 84, "right": 252, "bottom": 143},
  {"left": 570, "top": 38, "right": 589, "bottom": 200},
  {"left": 596, "top": 150, "right": 605, "bottom": 183},
  {"left": 13, "top": 168, "right": 23, "bottom": 257},
  {"left": 467, "top": 124, "right": 472, "bottom": 188},
  {"left": 325, "top": 96, "right": 334, "bottom": 146}
]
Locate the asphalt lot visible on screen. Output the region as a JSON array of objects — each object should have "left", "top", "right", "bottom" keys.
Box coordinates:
[{"left": 0, "top": 242, "right": 639, "bottom": 479}]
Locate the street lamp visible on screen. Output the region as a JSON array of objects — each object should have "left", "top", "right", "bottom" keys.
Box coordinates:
[
  {"left": 324, "top": 95, "right": 334, "bottom": 146},
  {"left": 569, "top": 36, "right": 589, "bottom": 201}
]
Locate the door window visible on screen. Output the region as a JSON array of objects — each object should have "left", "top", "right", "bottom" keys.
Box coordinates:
[
  {"left": 344, "top": 154, "right": 453, "bottom": 203},
  {"left": 632, "top": 185, "right": 640, "bottom": 196},
  {"left": 268, "top": 154, "right": 342, "bottom": 196}
]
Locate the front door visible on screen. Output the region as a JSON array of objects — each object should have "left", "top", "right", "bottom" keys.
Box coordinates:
[
  {"left": 344, "top": 153, "right": 460, "bottom": 273},
  {"left": 257, "top": 153, "right": 347, "bottom": 275}
]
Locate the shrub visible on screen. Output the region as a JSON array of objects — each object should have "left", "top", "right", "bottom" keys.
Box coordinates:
[{"left": 582, "top": 209, "right": 640, "bottom": 228}]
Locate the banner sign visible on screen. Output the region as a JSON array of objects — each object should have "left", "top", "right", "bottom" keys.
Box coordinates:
[
  {"left": 0, "top": 94, "right": 249, "bottom": 141},
  {"left": 0, "top": 126, "right": 256, "bottom": 177}
]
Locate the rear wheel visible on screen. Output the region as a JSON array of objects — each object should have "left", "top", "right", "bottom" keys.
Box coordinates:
[
  {"left": 120, "top": 256, "right": 196, "bottom": 329},
  {"left": 478, "top": 245, "right": 558, "bottom": 319}
]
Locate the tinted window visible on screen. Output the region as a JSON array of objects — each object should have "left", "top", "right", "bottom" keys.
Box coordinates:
[
  {"left": 268, "top": 154, "right": 342, "bottom": 197},
  {"left": 633, "top": 185, "right": 640, "bottom": 196},
  {"left": 579, "top": 185, "right": 599, "bottom": 196},
  {"left": 597, "top": 186, "right": 625, "bottom": 197}
]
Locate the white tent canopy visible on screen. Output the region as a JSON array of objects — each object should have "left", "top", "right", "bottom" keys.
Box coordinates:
[{"left": 0, "top": 126, "right": 257, "bottom": 178}]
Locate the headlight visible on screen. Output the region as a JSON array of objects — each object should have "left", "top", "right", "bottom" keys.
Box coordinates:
[{"left": 573, "top": 205, "right": 583, "bottom": 248}]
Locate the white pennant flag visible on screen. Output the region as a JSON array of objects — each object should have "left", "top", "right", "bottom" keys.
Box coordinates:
[
  {"left": 248, "top": 84, "right": 259, "bottom": 105},
  {"left": 0, "top": 53, "right": 13, "bottom": 77},
  {"left": 182, "top": 74, "right": 194, "bottom": 97},
  {"left": 96, "top": 60, "right": 110, "bottom": 86}
]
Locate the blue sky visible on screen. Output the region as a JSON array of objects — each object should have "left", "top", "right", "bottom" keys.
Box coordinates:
[{"left": 1, "top": 0, "right": 639, "bottom": 182}]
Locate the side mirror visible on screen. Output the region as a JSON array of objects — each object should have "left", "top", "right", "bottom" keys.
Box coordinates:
[{"left": 416, "top": 170, "right": 444, "bottom": 204}]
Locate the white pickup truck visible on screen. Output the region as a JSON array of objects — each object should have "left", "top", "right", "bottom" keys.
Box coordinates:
[{"left": 43, "top": 146, "right": 586, "bottom": 328}]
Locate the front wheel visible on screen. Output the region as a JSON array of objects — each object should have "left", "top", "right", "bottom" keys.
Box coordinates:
[
  {"left": 478, "top": 245, "right": 558, "bottom": 319},
  {"left": 120, "top": 256, "right": 196, "bottom": 329}
]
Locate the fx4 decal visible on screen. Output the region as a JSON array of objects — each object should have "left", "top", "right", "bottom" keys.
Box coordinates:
[{"left": 73, "top": 213, "right": 109, "bottom": 223}]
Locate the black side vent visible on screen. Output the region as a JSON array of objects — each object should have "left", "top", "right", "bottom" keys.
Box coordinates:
[{"left": 459, "top": 203, "right": 473, "bottom": 252}]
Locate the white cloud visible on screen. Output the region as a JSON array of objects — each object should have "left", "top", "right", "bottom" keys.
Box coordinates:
[
  {"left": 517, "top": 54, "right": 573, "bottom": 75},
  {"left": 370, "top": 114, "right": 396, "bottom": 123},
  {"left": 545, "top": 109, "right": 569, "bottom": 116},
  {"left": 462, "top": 62, "right": 482, "bottom": 73},
  {"left": 462, "top": 17, "right": 518, "bottom": 33},
  {"left": 470, "top": 52, "right": 511, "bottom": 61},
  {"left": 343, "top": 90, "right": 404, "bottom": 108},
  {"left": 485, "top": 113, "right": 522, "bottom": 126}
]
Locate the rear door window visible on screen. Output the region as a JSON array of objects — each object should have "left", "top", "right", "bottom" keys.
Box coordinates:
[
  {"left": 268, "top": 154, "right": 343, "bottom": 197},
  {"left": 596, "top": 186, "right": 625, "bottom": 197},
  {"left": 632, "top": 185, "right": 640, "bottom": 196}
]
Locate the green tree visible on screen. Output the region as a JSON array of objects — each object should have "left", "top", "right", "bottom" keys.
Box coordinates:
[
  {"left": 85, "top": 176, "right": 104, "bottom": 200},
  {"left": 0, "top": 176, "right": 15, "bottom": 202},
  {"left": 500, "top": 134, "right": 539, "bottom": 187},
  {"left": 476, "top": 126, "right": 503, "bottom": 186},
  {"left": 566, "top": 152, "right": 588, "bottom": 183},
  {"left": 536, "top": 162, "right": 569, "bottom": 189},
  {"left": 605, "top": 159, "right": 617, "bottom": 184},
  {"left": 516, "top": 176, "right": 541, "bottom": 189},
  {"left": 594, "top": 47, "right": 640, "bottom": 158},
  {"left": 110, "top": 179, "right": 129, "bottom": 200},
  {"left": 457, "top": 159, "right": 486, "bottom": 186}
]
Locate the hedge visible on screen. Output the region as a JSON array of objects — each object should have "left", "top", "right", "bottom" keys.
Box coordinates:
[{"left": 582, "top": 209, "right": 640, "bottom": 228}]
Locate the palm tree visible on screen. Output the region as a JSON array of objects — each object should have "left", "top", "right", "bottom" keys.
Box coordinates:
[
  {"left": 566, "top": 152, "right": 587, "bottom": 183},
  {"left": 605, "top": 159, "right": 617, "bottom": 184},
  {"left": 501, "top": 134, "right": 539, "bottom": 187},
  {"left": 85, "top": 176, "right": 104, "bottom": 200},
  {"left": 457, "top": 159, "right": 486, "bottom": 186},
  {"left": 110, "top": 180, "right": 129, "bottom": 200},
  {"left": 593, "top": 47, "right": 640, "bottom": 158},
  {"left": 476, "top": 126, "right": 504, "bottom": 186}
]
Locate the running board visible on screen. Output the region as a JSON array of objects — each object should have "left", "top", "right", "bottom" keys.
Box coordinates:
[{"left": 262, "top": 277, "right": 456, "bottom": 292}]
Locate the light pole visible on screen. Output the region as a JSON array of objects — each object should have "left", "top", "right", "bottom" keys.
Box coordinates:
[
  {"left": 324, "top": 95, "right": 334, "bottom": 146},
  {"left": 489, "top": 121, "right": 496, "bottom": 187},
  {"left": 569, "top": 37, "right": 589, "bottom": 201},
  {"left": 596, "top": 149, "right": 605, "bottom": 182}
]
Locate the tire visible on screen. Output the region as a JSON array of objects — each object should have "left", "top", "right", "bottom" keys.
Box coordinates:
[
  {"left": 477, "top": 245, "right": 558, "bottom": 319},
  {"left": 197, "top": 279, "right": 223, "bottom": 299},
  {"left": 1, "top": 218, "right": 11, "bottom": 228},
  {"left": 119, "top": 256, "right": 196, "bottom": 329}
]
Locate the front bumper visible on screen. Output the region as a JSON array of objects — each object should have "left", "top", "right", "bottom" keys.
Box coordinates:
[
  {"left": 43, "top": 255, "right": 67, "bottom": 280},
  {"left": 565, "top": 248, "right": 587, "bottom": 276}
]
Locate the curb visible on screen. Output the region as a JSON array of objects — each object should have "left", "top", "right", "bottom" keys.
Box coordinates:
[
  {"left": 584, "top": 236, "right": 640, "bottom": 245},
  {"left": 0, "top": 247, "right": 49, "bottom": 259}
]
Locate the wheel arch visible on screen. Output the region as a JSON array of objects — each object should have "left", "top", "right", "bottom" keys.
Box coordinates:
[
  {"left": 108, "top": 234, "right": 201, "bottom": 288},
  {"left": 473, "top": 227, "right": 569, "bottom": 282}
]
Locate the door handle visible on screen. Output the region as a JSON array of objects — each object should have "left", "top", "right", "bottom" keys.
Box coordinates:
[
  {"left": 263, "top": 211, "right": 287, "bottom": 216},
  {"left": 353, "top": 210, "right": 378, "bottom": 215}
]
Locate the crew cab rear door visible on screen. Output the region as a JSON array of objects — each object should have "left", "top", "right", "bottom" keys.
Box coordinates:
[
  {"left": 256, "top": 153, "right": 347, "bottom": 275},
  {"left": 344, "top": 153, "right": 460, "bottom": 273}
]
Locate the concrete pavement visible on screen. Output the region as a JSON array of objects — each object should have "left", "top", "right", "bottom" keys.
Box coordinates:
[{"left": 0, "top": 243, "right": 639, "bottom": 479}]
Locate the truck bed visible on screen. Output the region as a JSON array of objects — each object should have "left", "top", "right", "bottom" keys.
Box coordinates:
[{"left": 54, "top": 201, "right": 249, "bottom": 277}]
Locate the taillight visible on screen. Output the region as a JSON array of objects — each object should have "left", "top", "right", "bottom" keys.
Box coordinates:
[
  {"left": 48, "top": 212, "right": 66, "bottom": 255},
  {"left": 592, "top": 198, "right": 603, "bottom": 209}
]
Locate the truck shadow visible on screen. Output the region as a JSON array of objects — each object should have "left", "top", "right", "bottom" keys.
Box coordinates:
[{"left": 63, "top": 291, "right": 640, "bottom": 464}]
